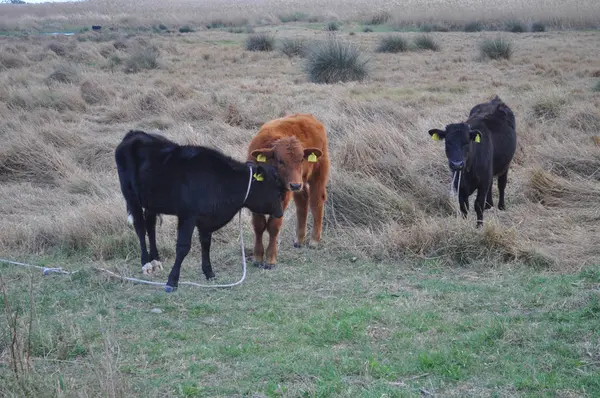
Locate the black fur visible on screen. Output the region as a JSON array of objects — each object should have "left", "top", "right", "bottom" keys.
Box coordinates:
[
  {"left": 115, "top": 130, "right": 285, "bottom": 290},
  {"left": 428, "top": 96, "right": 517, "bottom": 226}
]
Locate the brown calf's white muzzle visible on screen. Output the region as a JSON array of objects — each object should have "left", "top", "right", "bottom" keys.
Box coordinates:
[{"left": 289, "top": 182, "right": 303, "bottom": 192}]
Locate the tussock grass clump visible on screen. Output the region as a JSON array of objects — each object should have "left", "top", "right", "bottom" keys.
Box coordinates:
[
  {"left": 505, "top": 20, "right": 527, "bottom": 33},
  {"left": 279, "top": 12, "right": 309, "bottom": 23},
  {"left": 206, "top": 18, "right": 248, "bottom": 29},
  {"left": 569, "top": 110, "right": 600, "bottom": 132},
  {"left": 355, "top": 217, "right": 552, "bottom": 267},
  {"left": 178, "top": 25, "right": 194, "bottom": 33},
  {"left": 305, "top": 38, "right": 369, "bottom": 84},
  {"left": 245, "top": 33, "right": 275, "bottom": 51},
  {"left": 464, "top": 21, "right": 484, "bottom": 32},
  {"left": 47, "top": 42, "right": 68, "bottom": 56},
  {"left": 376, "top": 35, "right": 408, "bottom": 53},
  {"left": 532, "top": 22, "right": 546, "bottom": 32},
  {"left": 419, "top": 23, "right": 449, "bottom": 32},
  {"left": 123, "top": 46, "right": 160, "bottom": 73},
  {"left": 279, "top": 38, "right": 307, "bottom": 58},
  {"left": 0, "top": 136, "right": 77, "bottom": 186},
  {"left": 228, "top": 25, "right": 254, "bottom": 34},
  {"left": 325, "top": 172, "right": 417, "bottom": 227},
  {"left": 531, "top": 95, "right": 567, "bottom": 120},
  {"left": 479, "top": 38, "right": 513, "bottom": 60},
  {"left": 80, "top": 80, "right": 109, "bottom": 105},
  {"left": 326, "top": 21, "right": 339, "bottom": 31},
  {"left": 526, "top": 169, "right": 600, "bottom": 207},
  {"left": 46, "top": 64, "right": 79, "bottom": 84},
  {"left": 366, "top": 11, "right": 391, "bottom": 25},
  {"left": 413, "top": 35, "right": 440, "bottom": 51},
  {"left": 0, "top": 51, "right": 28, "bottom": 70}
]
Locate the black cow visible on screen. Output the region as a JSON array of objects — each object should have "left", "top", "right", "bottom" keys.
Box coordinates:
[
  {"left": 115, "top": 130, "right": 285, "bottom": 292},
  {"left": 428, "top": 96, "right": 517, "bottom": 226}
]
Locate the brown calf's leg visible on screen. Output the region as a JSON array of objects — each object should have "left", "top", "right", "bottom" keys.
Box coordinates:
[
  {"left": 252, "top": 213, "right": 267, "bottom": 267},
  {"left": 308, "top": 178, "right": 327, "bottom": 247},
  {"left": 264, "top": 191, "right": 292, "bottom": 268},
  {"left": 293, "top": 187, "right": 309, "bottom": 248}
]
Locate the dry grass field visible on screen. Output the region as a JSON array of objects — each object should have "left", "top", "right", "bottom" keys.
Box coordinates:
[{"left": 1, "top": 0, "right": 600, "bottom": 396}]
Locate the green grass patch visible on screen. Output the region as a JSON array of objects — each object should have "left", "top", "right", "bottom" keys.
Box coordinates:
[{"left": 1, "top": 252, "right": 599, "bottom": 396}]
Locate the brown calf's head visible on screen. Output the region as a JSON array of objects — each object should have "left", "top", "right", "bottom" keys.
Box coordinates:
[{"left": 250, "top": 136, "right": 322, "bottom": 192}]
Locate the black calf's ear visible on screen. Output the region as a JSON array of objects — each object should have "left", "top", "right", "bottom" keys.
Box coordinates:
[
  {"left": 428, "top": 129, "right": 446, "bottom": 141},
  {"left": 470, "top": 129, "right": 482, "bottom": 143}
]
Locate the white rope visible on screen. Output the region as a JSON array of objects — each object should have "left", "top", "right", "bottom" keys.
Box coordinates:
[
  {"left": 450, "top": 170, "right": 462, "bottom": 217},
  {"left": 1, "top": 166, "right": 256, "bottom": 290},
  {"left": 0, "top": 259, "right": 79, "bottom": 276}
]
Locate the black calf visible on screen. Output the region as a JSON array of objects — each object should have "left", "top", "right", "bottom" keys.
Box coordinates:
[
  {"left": 115, "top": 130, "right": 285, "bottom": 292},
  {"left": 428, "top": 96, "right": 517, "bottom": 226}
]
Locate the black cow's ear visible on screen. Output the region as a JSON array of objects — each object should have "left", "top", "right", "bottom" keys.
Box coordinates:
[
  {"left": 470, "top": 129, "right": 482, "bottom": 143},
  {"left": 428, "top": 129, "right": 445, "bottom": 141}
]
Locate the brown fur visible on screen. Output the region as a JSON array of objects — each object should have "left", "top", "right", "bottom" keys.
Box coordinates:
[{"left": 247, "top": 113, "right": 330, "bottom": 267}]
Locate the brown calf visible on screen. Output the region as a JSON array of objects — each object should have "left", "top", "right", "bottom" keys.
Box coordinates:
[{"left": 247, "top": 113, "right": 330, "bottom": 268}]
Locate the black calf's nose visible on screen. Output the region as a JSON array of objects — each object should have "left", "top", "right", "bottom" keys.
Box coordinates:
[
  {"left": 449, "top": 160, "right": 464, "bottom": 170},
  {"left": 289, "top": 183, "right": 302, "bottom": 191}
]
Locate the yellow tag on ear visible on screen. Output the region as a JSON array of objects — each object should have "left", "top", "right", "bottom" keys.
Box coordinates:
[
  {"left": 253, "top": 173, "right": 264, "bottom": 182},
  {"left": 432, "top": 133, "right": 440, "bottom": 141},
  {"left": 256, "top": 154, "right": 267, "bottom": 163},
  {"left": 475, "top": 133, "right": 481, "bottom": 143},
  {"left": 307, "top": 152, "right": 318, "bottom": 163}
]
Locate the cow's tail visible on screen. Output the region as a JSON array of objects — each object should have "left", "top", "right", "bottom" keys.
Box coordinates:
[{"left": 116, "top": 134, "right": 144, "bottom": 225}]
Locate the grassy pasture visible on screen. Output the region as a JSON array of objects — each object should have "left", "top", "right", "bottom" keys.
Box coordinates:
[{"left": 1, "top": 0, "right": 600, "bottom": 396}]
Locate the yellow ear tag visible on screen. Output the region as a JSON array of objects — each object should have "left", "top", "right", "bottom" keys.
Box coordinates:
[
  {"left": 432, "top": 133, "right": 440, "bottom": 141},
  {"left": 475, "top": 133, "right": 481, "bottom": 143},
  {"left": 307, "top": 152, "right": 318, "bottom": 163},
  {"left": 256, "top": 154, "right": 267, "bottom": 163},
  {"left": 253, "top": 173, "right": 264, "bottom": 182}
]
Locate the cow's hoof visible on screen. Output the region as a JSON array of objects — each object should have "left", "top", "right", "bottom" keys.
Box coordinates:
[
  {"left": 293, "top": 241, "right": 303, "bottom": 248},
  {"left": 253, "top": 261, "right": 264, "bottom": 268},
  {"left": 151, "top": 260, "right": 163, "bottom": 271},
  {"left": 164, "top": 285, "right": 176, "bottom": 293},
  {"left": 142, "top": 262, "right": 154, "bottom": 275},
  {"left": 484, "top": 203, "right": 493, "bottom": 210},
  {"left": 204, "top": 272, "right": 216, "bottom": 280},
  {"left": 262, "top": 263, "right": 276, "bottom": 270},
  {"left": 308, "top": 240, "right": 319, "bottom": 248},
  {"left": 498, "top": 204, "right": 506, "bottom": 211}
]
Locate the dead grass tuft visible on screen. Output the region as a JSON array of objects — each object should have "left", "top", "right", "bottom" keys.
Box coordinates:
[
  {"left": 0, "top": 50, "right": 29, "bottom": 70},
  {"left": 123, "top": 46, "right": 160, "bottom": 73},
  {"left": 526, "top": 169, "right": 600, "bottom": 207},
  {"left": 80, "top": 79, "right": 110, "bottom": 105},
  {"left": 46, "top": 63, "right": 79, "bottom": 84},
  {"left": 0, "top": 133, "right": 77, "bottom": 186},
  {"left": 570, "top": 110, "right": 600, "bottom": 132}
]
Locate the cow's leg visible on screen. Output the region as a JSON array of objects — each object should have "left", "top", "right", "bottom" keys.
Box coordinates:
[
  {"left": 145, "top": 210, "right": 163, "bottom": 273},
  {"left": 165, "top": 217, "right": 195, "bottom": 292},
  {"left": 130, "top": 204, "right": 152, "bottom": 274},
  {"left": 293, "top": 187, "right": 309, "bottom": 248},
  {"left": 198, "top": 229, "right": 215, "bottom": 280},
  {"left": 474, "top": 186, "right": 488, "bottom": 228},
  {"left": 308, "top": 178, "right": 327, "bottom": 248},
  {"left": 264, "top": 191, "right": 292, "bottom": 268},
  {"left": 252, "top": 213, "right": 267, "bottom": 267},
  {"left": 485, "top": 180, "right": 494, "bottom": 209},
  {"left": 498, "top": 171, "right": 508, "bottom": 210}
]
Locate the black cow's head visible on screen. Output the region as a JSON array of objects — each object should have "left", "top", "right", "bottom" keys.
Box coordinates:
[
  {"left": 428, "top": 123, "right": 482, "bottom": 172},
  {"left": 245, "top": 163, "right": 286, "bottom": 218}
]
